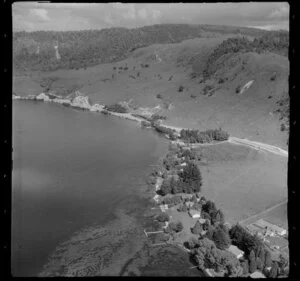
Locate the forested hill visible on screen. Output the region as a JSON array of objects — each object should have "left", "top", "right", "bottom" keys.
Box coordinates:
[{"left": 13, "top": 24, "right": 287, "bottom": 72}]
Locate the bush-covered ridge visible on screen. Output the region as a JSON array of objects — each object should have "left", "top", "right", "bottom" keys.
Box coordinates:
[
  {"left": 13, "top": 24, "right": 278, "bottom": 72},
  {"left": 204, "top": 32, "right": 289, "bottom": 78}
]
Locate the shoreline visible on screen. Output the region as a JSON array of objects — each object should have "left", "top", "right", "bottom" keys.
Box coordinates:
[
  {"left": 12, "top": 93, "right": 288, "bottom": 157},
  {"left": 13, "top": 93, "right": 288, "bottom": 276}
]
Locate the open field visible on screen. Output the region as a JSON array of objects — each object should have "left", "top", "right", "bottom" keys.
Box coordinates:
[
  {"left": 241, "top": 201, "right": 288, "bottom": 230},
  {"left": 194, "top": 142, "right": 287, "bottom": 224}
]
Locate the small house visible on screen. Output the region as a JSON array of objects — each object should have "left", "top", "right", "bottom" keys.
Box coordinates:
[
  {"left": 198, "top": 218, "right": 206, "bottom": 224},
  {"left": 227, "top": 245, "right": 244, "bottom": 259},
  {"left": 153, "top": 194, "right": 160, "bottom": 203},
  {"left": 205, "top": 268, "right": 214, "bottom": 277},
  {"left": 160, "top": 204, "right": 169, "bottom": 212},
  {"left": 185, "top": 201, "right": 194, "bottom": 208},
  {"left": 189, "top": 210, "right": 201, "bottom": 219},
  {"left": 250, "top": 271, "right": 266, "bottom": 278}
]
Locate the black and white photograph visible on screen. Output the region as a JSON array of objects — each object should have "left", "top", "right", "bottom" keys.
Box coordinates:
[{"left": 9, "top": 2, "right": 291, "bottom": 277}]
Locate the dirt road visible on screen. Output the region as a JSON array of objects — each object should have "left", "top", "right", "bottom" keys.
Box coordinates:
[{"left": 228, "top": 137, "right": 288, "bottom": 158}]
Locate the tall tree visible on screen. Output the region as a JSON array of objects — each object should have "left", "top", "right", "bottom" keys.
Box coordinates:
[
  {"left": 206, "top": 225, "right": 215, "bottom": 240},
  {"left": 202, "top": 200, "right": 217, "bottom": 215},
  {"left": 160, "top": 179, "right": 172, "bottom": 195},
  {"left": 212, "top": 227, "right": 231, "bottom": 250},
  {"left": 241, "top": 260, "right": 249, "bottom": 275},
  {"left": 278, "top": 253, "right": 289, "bottom": 276},
  {"left": 191, "top": 221, "right": 203, "bottom": 235},
  {"left": 179, "top": 162, "right": 202, "bottom": 192},
  {"left": 264, "top": 250, "right": 272, "bottom": 268},
  {"left": 269, "top": 262, "right": 279, "bottom": 278},
  {"left": 249, "top": 250, "right": 257, "bottom": 273},
  {"left": 259, "top": 248, "right": 265, "bottom": 269},
  {"left": 256, "top": 257, "right": 263, "bottom": 271}
]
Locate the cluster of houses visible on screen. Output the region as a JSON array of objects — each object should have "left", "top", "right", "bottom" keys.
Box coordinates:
[
  {"left": 246, "top": 219, "right": 287, "bottom": 251},
  {"left": 186, "top": 206, "right": 272, "bottom": 278}
]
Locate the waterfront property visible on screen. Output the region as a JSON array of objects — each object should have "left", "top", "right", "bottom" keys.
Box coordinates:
[{"left": 227, "top": 245, "right": 244, "bottom": 259}]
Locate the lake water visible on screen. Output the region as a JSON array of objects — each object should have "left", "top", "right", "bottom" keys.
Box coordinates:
[{"left": 12, "top": 101, "right": 168, "bottom": 276}]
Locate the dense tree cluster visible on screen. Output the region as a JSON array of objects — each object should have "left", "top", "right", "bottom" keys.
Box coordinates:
[
  {"left": 201, "top": 201, "right": 225, "bottom": 226},
  {"left": 229, "top": 224, "right": 264, "bottom": 256},
  {"left": 161, "top": 195, "right": 182, "bottom": 206},
  {"left": 159, "top": 162, "right": 202, "bottom": 195},
  {"left": 179, "top": 162, "right": 202, "bottom": 189},
  {"left": 191, "top": 238, "right": 243, "bottom": 277},
  {"left": 211, "top": 225, "right": 231, "bottom": 250},
  {"left": 152, "top": 123, "right": 177, "bottom": 140},
  {"left": 274, "top": 91, "right": 290, "bottom": 135},
  {"left": 166, "top": 221, "right": 184, "bottom": 233},
  {"left": 177, "top": 148, "right": 199, "bottom": 161},
  {"left": 163, "top": 155, "right": 180, "bottom": 171},
  {"left": 191, "top": 221, "right": 203, "bottom": 235},
  {"left": 103, "top": 103, "right": 129, "bottom": 113},
  {"left": 226, "top": 223, "right": 289, "bottom": 277},
  {"left": 156, "top": 212, "right": 170, "bottom": 222},
  {"left": 180, "top": 128, "right": 229, "bottom": 143}
]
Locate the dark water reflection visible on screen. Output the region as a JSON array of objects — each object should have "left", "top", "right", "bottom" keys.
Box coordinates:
[{"left": 12, "top": 101, "right": 168, "bottom": 276}]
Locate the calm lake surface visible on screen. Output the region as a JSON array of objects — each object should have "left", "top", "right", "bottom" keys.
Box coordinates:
[{"left": 12, "top": 101, "right": 168, "bottom": 276}]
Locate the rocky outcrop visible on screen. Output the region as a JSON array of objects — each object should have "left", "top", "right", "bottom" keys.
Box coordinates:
[
  {"left": 239, "top": 80, "right": 254, "bottom": 95},
  {"left": 36, "top": 93, "right": 50, "bottom": 101},
  {"left": 90, "top": 104, "right": 104, "bottom": 112},
  {"left": 71, "top": 95, "right": 91, "bottom": 110}
]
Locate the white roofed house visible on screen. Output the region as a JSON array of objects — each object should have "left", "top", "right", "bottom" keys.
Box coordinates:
[
  {"left": 198, "top": 218, "right": 206, "bottom": 224},
  {"left": 185, "top": 201, "right": 194, "bottom": 208},
  {"left": 227, "top": 245, "right": 244, "bottom": 259},
  {"left": 189, "top": 209, "right": 201, "bottom": 219},
  {"left": 250, "top": 271, "right": 266, "bottom": 278}
]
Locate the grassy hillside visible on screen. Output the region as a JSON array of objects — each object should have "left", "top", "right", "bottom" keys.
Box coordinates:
[
  {"left": 13, "top": 24, "right": 275, "bottom": 72},
  {"left": 13, "top": 25, "right": 289, "bottom": 148}
]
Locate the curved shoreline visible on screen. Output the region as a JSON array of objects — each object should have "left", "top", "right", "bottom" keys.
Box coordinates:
[
  {"left": 13, "top": 93, "right": 288, "bottom": 276},
  {"left": 12, "top": 93, "right": 288, "bottom": 158}
]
